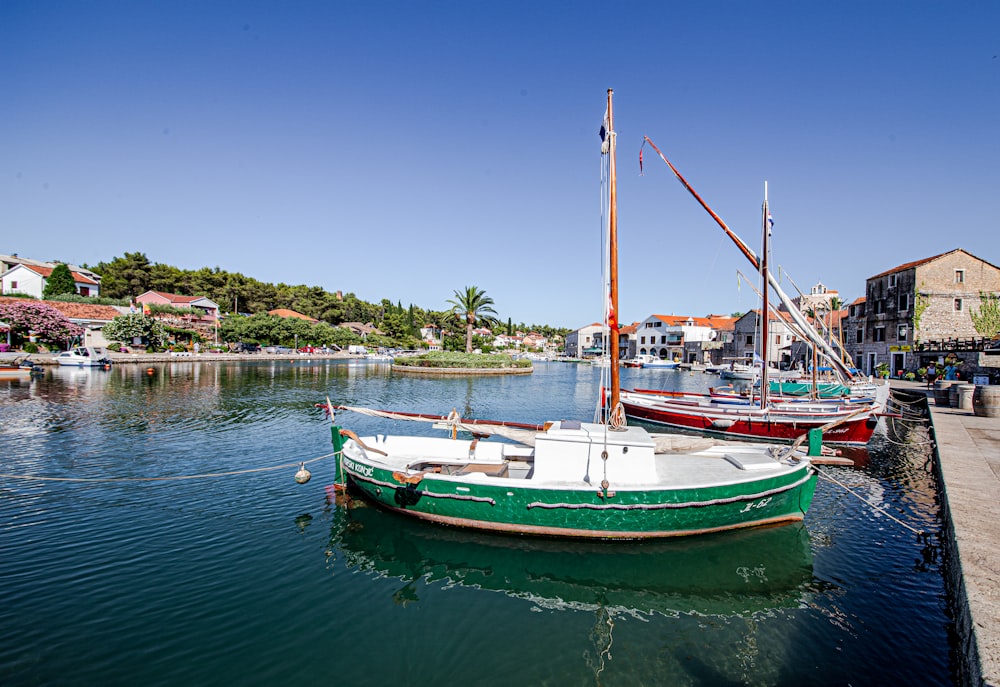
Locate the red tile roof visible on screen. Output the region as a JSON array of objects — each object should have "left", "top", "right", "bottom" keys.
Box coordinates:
[
  {"left": 651, "top": 314, "right": 738, "bottom": 328},
  {"left": 867, "top": 248, "right": 1000, "bottom": 280},
  {"left": 0, "top": 296, "right": 121, "bottom": 321},
  {"left": 267, "top": 308, "right": 318, "bottom": 322},
  {"left": 18, "top": 264, "right": 99, "bottom": 285},
  {"left": 46, "top": 301, "right": 122, "bottom": 321},
  {"left": 867, "top": 251, "right": 951, "bottom": 280},
  {"left": 144, "top": 290, "right": 202, "bottom": 304}
]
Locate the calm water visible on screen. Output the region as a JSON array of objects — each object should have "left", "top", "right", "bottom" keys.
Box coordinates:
[{"left": 1, "top": 361, "right": 954, "bottom": 686}]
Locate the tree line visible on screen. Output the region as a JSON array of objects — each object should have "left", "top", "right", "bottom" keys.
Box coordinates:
[{"left": 84, "top": 252, "right": 570, "bottom": 344}]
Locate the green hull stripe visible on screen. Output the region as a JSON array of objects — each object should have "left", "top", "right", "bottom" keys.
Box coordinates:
[{"left": 525, "top": 471, "right": 814, "bottom": 511}]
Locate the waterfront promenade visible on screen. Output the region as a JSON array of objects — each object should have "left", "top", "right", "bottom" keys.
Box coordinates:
[{"left": 893, "top": 379, "right": 1000, "bottom": 686}]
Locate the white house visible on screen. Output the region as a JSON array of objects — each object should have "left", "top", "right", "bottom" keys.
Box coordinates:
[
  {"left": 420, "top": 324, "right": 443, "bottom": 350},
  {"left": 635, "top": 314, "right": 736, "bottom": 363},
  {"left": 0, "top": 263, "right": 101, "bottom": 299}
]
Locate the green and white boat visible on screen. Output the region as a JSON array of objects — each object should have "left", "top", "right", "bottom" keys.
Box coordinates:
[{"left": 324, "top": 90, "right": 818, "bottom": 539}]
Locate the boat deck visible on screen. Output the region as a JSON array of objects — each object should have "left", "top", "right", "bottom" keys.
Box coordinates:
[{"left": 353, "top": 433, "right": 805, "bottom": 490}]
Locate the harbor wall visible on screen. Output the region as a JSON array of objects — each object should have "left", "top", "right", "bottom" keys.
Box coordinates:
[{"left": 896, "top": 381, "right": 1000, "bottom": 686}]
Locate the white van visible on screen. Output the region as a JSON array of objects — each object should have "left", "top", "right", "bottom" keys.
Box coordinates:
[{"left": 348, "top": 345, "right": 367, "bottom": 355}]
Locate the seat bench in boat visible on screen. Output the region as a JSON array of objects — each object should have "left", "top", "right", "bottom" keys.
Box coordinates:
[{"left": 406, "top": 459, "right": 534, "bottom": 479}]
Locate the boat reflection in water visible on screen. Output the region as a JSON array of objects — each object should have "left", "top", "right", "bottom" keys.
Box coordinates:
[{"left": 327, "top": 498, "right": 816, "bottom": 619}]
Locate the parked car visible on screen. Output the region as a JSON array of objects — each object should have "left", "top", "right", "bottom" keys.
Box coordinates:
[
  {"left": 298, "top": 346, "right": 317, "bottom": 354},
  {"left": 233, "top": 342, "right": 260, "bottom": 353}
]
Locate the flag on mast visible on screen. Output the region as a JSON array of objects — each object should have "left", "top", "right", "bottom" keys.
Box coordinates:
[{"left": 599, "top": 107, "right": 610, "bottom": 154}]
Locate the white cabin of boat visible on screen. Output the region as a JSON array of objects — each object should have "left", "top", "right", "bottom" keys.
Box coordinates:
[{"left": 531, "top": 421, "right": 657, "bottom": 484}]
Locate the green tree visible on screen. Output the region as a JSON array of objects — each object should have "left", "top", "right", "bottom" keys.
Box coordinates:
[
  {"left": 102, "top": 313, "right": 168, "bottom": 349},
  {"left": 971, "top": 291, "right": 1000, "bottom": 336},
  {"left": 380, "top": 312, "right": 410, "bottom": 339},
  {"left": 92, "top": 252, "right": 153, "bottom": 299},
  {"left": 43, "top": 263, "right": 78, "bottom": 299},
  {"left": 446, "top": 285, "right": 499, "bottom": 353}
]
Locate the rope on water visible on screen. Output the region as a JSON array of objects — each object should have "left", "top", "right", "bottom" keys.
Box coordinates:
[
  {"left": 816, "top": 466, "right": 925, "bottom": 535},
  {"left": 0, "top": 452, "right": 338, "bottom": 483}
]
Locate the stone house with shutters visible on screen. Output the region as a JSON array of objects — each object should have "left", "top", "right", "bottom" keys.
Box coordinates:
[
  {"left": 564, "top": 322, "right": 604, "bottom": 358},
  {"left": 841, "top": 249, "right": 1000, "bottom": 377},
  {"left": 725, "top": 310, "right": 798, "bottom": 368}
]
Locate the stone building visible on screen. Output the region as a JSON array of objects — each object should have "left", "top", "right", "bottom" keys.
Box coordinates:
[
  {"left": 564, "top": 322, "right": 604, "bottom": 358},
  {"left": 792, "top": 282, "right": 841, "bottom": 315},
  {"left": 842, "top": 248, "right": 1000, "bottom": 377},
  {"left": 725, "top": 310, "right": 798, "bottom": 368}
]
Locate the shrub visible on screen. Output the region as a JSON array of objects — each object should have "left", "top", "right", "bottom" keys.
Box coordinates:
[
  {"left": 0, "top": 299, "right": 83, "bottom": 347},
  {"left": 393, "top": 351, "right": 531, "bottom": 369}
]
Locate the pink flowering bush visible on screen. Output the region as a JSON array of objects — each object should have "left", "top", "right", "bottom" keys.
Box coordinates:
[{"left": 0, "top": 300, "right": 83, "bottom": 348}]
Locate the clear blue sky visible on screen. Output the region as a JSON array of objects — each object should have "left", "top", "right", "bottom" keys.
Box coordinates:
[{"left": 2, "top": 1, "right": 997, "bottom": 329}]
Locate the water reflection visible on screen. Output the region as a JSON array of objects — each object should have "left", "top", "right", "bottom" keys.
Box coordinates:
[{"left": 327, "top": 499, "right": 818, "bottom": 619}]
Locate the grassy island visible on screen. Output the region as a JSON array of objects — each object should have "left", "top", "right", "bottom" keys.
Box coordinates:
[{"left": 392, "top": 351, "right": 532, "bottom": 374}]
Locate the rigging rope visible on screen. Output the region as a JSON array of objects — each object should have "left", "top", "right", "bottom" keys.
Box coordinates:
[{"left": 608, "top": 401, "right": 627, "bottom": 431}]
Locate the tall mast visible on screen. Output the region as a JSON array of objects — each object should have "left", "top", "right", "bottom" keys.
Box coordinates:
[
  {"left": 760, "top": 183, "right": 770, "bottom": 410},
  {"left": 607, "top": 88, "right": 621, "bottom": 413},
  {"left": 640, "top": 136, "right": 856, "bottom": 381}
]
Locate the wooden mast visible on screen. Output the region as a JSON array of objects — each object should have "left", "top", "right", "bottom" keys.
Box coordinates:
[{"left": 607, "top": 88, "right": 621, "bottom": 414}]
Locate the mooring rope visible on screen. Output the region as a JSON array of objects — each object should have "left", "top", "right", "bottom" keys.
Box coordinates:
[
  {"left": 815, "top": 466, "right": 924, "bottom": 535},
  {"left": 0, "top": 452, "right": 337, "bottom": 483},
  {"left": 882, "top": 416, "right": 935, "bottom": 447}
]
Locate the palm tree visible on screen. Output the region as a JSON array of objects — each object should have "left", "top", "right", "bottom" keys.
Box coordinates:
[{"left": 447, "top": 286, "right": 498, "bottom": 353}]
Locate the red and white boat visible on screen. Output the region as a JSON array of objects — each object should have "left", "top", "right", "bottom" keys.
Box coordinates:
[{"left": 620, "top": 387, "right": 879, "bottom": 445}]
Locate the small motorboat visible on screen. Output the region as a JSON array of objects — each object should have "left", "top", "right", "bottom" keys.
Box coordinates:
[
  {"left": 0, "top": 356, "right": 44, "bottom": 379},
  {"left": 53, "top": 346, "right": 113, "bottom": 368}
]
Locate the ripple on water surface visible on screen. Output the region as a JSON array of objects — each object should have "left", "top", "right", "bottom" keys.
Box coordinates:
[{"left": 0, "top": 361, "right": 956, "bottom": 686}]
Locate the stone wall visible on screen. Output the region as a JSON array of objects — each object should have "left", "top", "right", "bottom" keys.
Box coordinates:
[{"left": 915, "top": 253, "right": 1000, "bottom": 341}]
